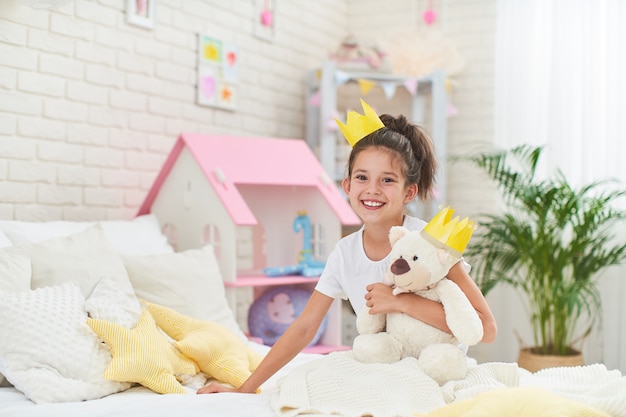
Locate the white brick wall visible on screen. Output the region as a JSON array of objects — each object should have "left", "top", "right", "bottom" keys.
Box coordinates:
[
  {"left": 0, "top": 0, "right": 349, "bottom": 221},
  {"left": 445, "top": 0, "right": 498, "bottom": 218},
  {"left": 1, "top": 0, "right": 498, "bottom": 222}
]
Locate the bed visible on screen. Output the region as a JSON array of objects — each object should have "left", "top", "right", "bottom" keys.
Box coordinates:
[{"left": 0, "top": 215, "right": 624, "bottom": 417}]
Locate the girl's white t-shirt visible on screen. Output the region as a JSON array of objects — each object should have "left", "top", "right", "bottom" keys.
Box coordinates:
[{"left": 315, "top": 215, "right": 427, "bottom": 314}]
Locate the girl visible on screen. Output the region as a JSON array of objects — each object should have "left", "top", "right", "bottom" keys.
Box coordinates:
[{"left": 198, "top": 109, "right": 497, "bottom": 395}]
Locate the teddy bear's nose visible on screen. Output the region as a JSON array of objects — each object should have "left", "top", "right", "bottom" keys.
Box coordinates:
[{"left": 390, "top": 258, "right": 410, "bottom": 275}]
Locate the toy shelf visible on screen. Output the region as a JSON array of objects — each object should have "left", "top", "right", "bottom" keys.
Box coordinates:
[
  {"left": 227, "top": 275, "right": 351, "bottom": 354},
  {"left": 224, "top": 275, "right": 321, "bottom": 288}
]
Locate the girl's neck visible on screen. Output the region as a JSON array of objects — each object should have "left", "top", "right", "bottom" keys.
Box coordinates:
[{"left": 362, "top": 215, "right": 405, "bottom": 261}]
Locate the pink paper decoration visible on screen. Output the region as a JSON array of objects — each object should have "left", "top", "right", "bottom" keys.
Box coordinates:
[
  {"left": 447, "top": 102, "right": 458, "bottom": 118},
  {"left": 423, "top": 9, "right": 436, "bottom": 25},
  {"left": 308, "top": 91, "right": 321, "bottom": 107},
  {"left": 403, "top": 78, "right": 419, "bottom": 95},
  {"left": 261, "top": 10, "right": 273, "bottom": 27},
  {"left": 226, "top": 51, "right": 237, "bottom": 67},
  {"left": 201, "top": 76, "right": 215, "bottom": 98}
]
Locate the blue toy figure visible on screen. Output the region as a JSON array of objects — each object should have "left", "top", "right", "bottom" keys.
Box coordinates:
[
  {"left": 247, "top": 286, "right": 328, "bottom": 346},
  {"left": 263, "top": 211, "right": 326, "bottom": 277}
]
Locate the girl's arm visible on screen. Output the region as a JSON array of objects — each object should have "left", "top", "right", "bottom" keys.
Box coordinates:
[
  {"left": 198, "top": 290, "right": 334, "bottom": 394},
  {"left": 365, "top": 262, "right": 497, "bottom": 343}
]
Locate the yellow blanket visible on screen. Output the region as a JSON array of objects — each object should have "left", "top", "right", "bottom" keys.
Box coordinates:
[{"left": 417, "top": 386, "right": 610, "bottom": 417}]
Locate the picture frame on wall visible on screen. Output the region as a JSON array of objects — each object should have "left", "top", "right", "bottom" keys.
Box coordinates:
[
  {"left": 196, "top": 34, "right": 239, "bottom": 111},
  {"left": 126, "top": 0, "right": 156, "bottom": 29}
]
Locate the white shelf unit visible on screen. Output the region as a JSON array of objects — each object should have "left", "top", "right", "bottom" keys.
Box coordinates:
[
  {"left": 305, "top": 61, "right": 448, "bottom": 220},
  {"left": 224, "top": 275, "right": 350, "bottom": 354}
]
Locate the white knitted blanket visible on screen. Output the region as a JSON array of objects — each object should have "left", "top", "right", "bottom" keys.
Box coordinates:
[
  {"left": 271, "top": 351, "right": 519, "bottom": 417},
  {"left": 271, "top": 351, "right": 626, "bottom": 417},
  {"left": 518, "top": 363, "right": 626, "bottom": 417}
]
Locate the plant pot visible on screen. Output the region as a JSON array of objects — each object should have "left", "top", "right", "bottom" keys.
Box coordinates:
[{"left": 517, "top": 347, "right": 584, "bottom": 372}]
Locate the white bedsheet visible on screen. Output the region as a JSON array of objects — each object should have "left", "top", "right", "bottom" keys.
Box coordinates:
[
  {"left": 0, "top": 386, "right": 277, "bottom": 417},
  {"left": 0, "top": 344, "right": 321, "bottom": 417},
  {"left": 3, "top": 348, "right": 625, "bottom": 417}
]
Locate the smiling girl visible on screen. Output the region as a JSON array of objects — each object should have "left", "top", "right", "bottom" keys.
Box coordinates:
[{"left": 198, "top": 103, "right": 496, "bottom": 395}]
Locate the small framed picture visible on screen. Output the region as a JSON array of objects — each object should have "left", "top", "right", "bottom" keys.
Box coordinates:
[
  {"left": 126, "top": 0, "right": 156, "bottom": 29},
  {"left": 196, "top": 34, "right": 239, "bottom": 111}
]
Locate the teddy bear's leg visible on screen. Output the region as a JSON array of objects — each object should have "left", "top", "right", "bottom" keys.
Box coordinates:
[
  {"left": 352, "top": 332, "right": 403, "bottom": 364},
  {"left": 418, "top": 343, "right": 468, "bottom": 385}
]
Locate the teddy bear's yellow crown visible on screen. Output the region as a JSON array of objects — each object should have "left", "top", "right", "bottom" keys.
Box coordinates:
[
  {"left": 335, "top": 99, "right": 385, "bottom": 147},
  {"left": 422, "top": 206, "right": 475, "bottom": 257}
]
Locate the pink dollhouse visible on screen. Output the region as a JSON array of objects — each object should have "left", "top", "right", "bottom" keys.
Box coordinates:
[{"left": 137, "top": 133, "right": 361, "bottom": 350}]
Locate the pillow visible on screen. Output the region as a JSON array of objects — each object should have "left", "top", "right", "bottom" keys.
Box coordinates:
[
  {"left": 0, "top": 252, "right": 31, "bottom": 292},
  {"left": 123, "top": 245, "right": 246, "bottom": 341},
  {"left": 0, "top": 253, "right": 31, "bottom": 385},
  {"left": 417, "top": 386, "right": 611, "bottom": 417},
  {"left": 98, "top": 214, "right": 175, "bottom": 255},
  {"left": 86, "top": 308, "right": 199, "bottom": 395},
  {"left": 85, "top": 276, "right": 142, "bottom": 328},
  {"left": 0, "top": 214, "right": 174, "bottom": 255},
  {"left": 0, "top": 229, "right": 12, "bottom": 248},
  {"left": 0, "top": 219, "right": 90, "bottom": 245},
  {"left": 145, "top": 302, "right": 263, "bottom": 391},
  {"left": 0, "top": 283, "right": 131, "bottom": 403},
  {"left": 2, "top": 225, "right": 136, "bottom": 299}
]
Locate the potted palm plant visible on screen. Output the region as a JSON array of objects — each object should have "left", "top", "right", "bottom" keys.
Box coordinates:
[{"left": 460, "top": 144, "right": 626, "bottom": 371}]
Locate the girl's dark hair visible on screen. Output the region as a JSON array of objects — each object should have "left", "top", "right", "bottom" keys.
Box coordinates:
[{"left": 346, "top": 113, "right": 437, "bottom": 201}]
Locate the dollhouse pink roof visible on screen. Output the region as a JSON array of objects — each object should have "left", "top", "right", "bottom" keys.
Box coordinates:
[{"left": 138, "top": 133, "right": 361, "bottom": 226}]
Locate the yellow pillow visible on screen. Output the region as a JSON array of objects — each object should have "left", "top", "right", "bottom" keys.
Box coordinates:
[
  {"left": 144, "top": 301, "right": 264, "bottom": 391},
  {"left": 86, "top": 308, "right": 198, "bottom": 394},
  {"left": 417, "top": 386, "right": 610, "bottom": 417}
]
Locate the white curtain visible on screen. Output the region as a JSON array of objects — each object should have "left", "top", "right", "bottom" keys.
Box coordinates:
[{"left": 494, "top": 0, "right": 626, "bottom": 373}]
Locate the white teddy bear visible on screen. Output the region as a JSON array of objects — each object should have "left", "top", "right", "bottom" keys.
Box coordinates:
[{"left": 352, "top": 208, "right": 483, "bottom": 385}]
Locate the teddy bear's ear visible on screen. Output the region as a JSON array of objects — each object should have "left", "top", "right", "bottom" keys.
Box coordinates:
[
  {"left": 437, "top": 248, "right": 460, "bottom": 267},
  {"left": 388, "top": 226, "right": 409, "bottom": 246},
  {"left": 437, "top": 247, "right": 450, "bottom": 264}
]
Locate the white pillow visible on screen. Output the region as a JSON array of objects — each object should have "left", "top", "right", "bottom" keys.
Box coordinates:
[
  {"left": 0, "top": 283, "right": 131, "bottom": 403},
  {"left": 0, "top": 214, "right": 174, "bottom": 255},
  {"left": 85, "top": 276, "right": 142, "bottom": 328},
  {"left": 123, "top": 245, "right": 247, "bottom": 342},
  {"left": 1, "top": 225, "right": 136, "bottom": 299},
  {"left": 0, "top": 253, "right": 31, "bottom": 384},
  {"left": 98, "top": 214, "right": 175, "bottom": 255},
  {"left": 0, "top": 219, "right": 91, "bottom": 245},
  {"left": 0, "top": 252, "right": 31, "bottom": 292},
  {"left": 0, "top": 229, "right": 12, "bottom": 248}
]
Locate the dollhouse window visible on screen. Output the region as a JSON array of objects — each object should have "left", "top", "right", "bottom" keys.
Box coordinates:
[
  {"left": 203, "top": 223, "right": 222, "bottom": 260},
  {"left": 311, "top": 222, "right": 326, "bottom": 260}
]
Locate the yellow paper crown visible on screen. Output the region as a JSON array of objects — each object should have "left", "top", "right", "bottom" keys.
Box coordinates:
[
  {"left": 421, "top": 206, "right": 475, "bottom": 257},
  {"left": 335, "top": 99, "right": 385, "bottom": 147}
]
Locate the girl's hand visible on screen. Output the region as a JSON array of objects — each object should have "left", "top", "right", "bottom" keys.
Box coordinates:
[
  {"left": 197, "top": 382, "right": 237, "bottom": 394},
  {"left": 364, "top": 282, "right": 399, "bottom": 314}
]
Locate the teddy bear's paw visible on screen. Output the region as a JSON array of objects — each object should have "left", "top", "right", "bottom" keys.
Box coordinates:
[
  {"left": 352, "top": 333, "right": 402, "bottom": 364},
  {"left": 450, "top": 317, "right": 483, "bottom": 346},
  {"left": 418, "top": 343, "right": 468, "bottom": 385},
  {"left": 355, "top": 307, "right": 386, "bottom": 334}
]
